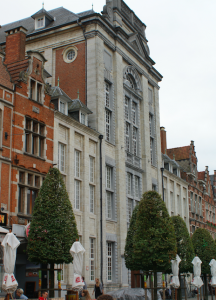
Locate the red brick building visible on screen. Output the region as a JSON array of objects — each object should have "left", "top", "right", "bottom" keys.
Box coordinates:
[
  {"left": 0, "top": 26, "right": 54, "bottom": 229},
  {"left": 161, "top": 128, "right": 216, "bottom": 237}
]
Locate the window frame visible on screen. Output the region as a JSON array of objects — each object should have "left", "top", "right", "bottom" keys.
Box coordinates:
[
  {"left": 89, "top": 238, "right": 95, "bottom": 281},
  {"left": 107, "top": 242, "right": 112, "bottom": 282},
  {"left": 58, "top": 142, "right": 66, "bottom": 173}
]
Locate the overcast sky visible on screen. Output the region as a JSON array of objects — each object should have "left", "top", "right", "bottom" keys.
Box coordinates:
[{"left": 1, "top": 0, "right": 215, "bottom": 173}]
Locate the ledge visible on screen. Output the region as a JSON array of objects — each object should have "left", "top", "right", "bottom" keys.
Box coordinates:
[{"left": 24, "top": 152, "right": 46, "bottom": 161}]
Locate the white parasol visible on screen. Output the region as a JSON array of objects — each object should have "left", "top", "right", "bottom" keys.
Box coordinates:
[
  {"left": 170, "top": 254, "right": 181, "bottom": 288},
  {"left": 0, "top": 227, "right": 9, "bottom": 234},
  {"left": 191, "top": 256, "right": 204, "bottom": 288},
  {"left": 70, "top": 241, "right": 85, "bottom": 291},
  {"left": 2, "top": 232, "right": 20, "bottom": 293},
  {"left": 209, "top": 259, "right": 216, "bottom": 287}
]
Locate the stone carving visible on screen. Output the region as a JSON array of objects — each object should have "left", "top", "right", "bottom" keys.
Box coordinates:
[
  {"left": 44, "top": 83, "right": 52, "bottom": 95},
  {"left": 123, "top": 65, "right": 142, "bottom": 92},
  {"left": 19, "top": 71, "right": 28, "bottom": 83}
]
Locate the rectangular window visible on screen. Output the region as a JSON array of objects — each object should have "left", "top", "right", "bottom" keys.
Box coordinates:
[
  {"left": 30, "top": 80, "right": 36, "bottom": 100},
  {"left": 170, "top": 191, "right": 174, "bottom": 213},
  {"left": 105, "top": 110, "right": 111, "bottom": 141},
  {"left": 126, "top": 123, "right": 130, "bottom": 152},
  {"left": 125, "top": 97, "right": 129, "bottom": 120},
  {"left": 58, "top": 143, "right": 65, "bottom": 173},
  {"left": 60, "top": 101, "right": 65, "bottom": 114},
  {"left": 150, "top": 138, "right": 154, "bottom": 165},
  {"left": 183, "top": 197, "right": 186, "bottom": 217},
  {"left": 89, "top": 157, "right": 94, "bottom": 183},
  {"left": 28, "top": 174, "right": 33, "bottom": 186},
  {"left": 199, "top": 197, "right": 202, "bottom": 216},
  {"left": 190, "top": 192, "right": 194, "bottom": 213},
  {"left": 75, "top": 180, "right": 80, "bottom": 210},
  {"left": 19, "top": 172, "right": 25, "bottom": 184},
  {"left": 89, "top": 185, "right": 94, "bottom": 213},
  {"left": 128, "top": 199, "right": 133, "bottom": 223},
  {"left": 37, "top": 17, "right": 44, "bottom": 28},
  {"left": 106, "top": 166, "right": 111, "bottom": 189},
  {"left": 195, "top": 194, "right": 198, "bottom": 214},
  {"left": 105, "top": 83, "right": 110, "bottom": 108},
  {"left": 25, "top": 118, "right": 45, "bottom": 157},
  {"left": 81, "top": 113, "right": 85, "bottom": 125},
  {"left": 18, "top": 186, "right": 25, "bottom": 213},
  {"left": 148, "top": 88, "right": 153, "bottom": 104},
  {"left": 75, "top": 150, "right": 80, "bottom": 178},
  {"left": 37, "top": 83, "right": 42, "bottom": 102},
  {"left": 107, "top": 242, "right": 112, "bottom": 281},
  {"left": 135, "top": 176, "right": 139, "bottom": 198},
  {"left": 106, "top": 191, "right": 112, "bottom": 219},
  {"left": 27, "top": 189, "right": 37, "bottom": 215},
  {"left": 132, "top": 102, "right": 136, "bottom": 125},
  {"left": 90, "top": 238, "right": 95, "bottom": 281},
  {"left": 127, "top": 173, "right": 132, "bottom": 195},
  {"left": 177, "top": 195, "right": 181, "bottom": 215},
  {"left": 132, "top": 127, "right": 137, "bottom": 156},
  {"left": 192, "top": 225, "right": 195, "bottom": 234}
]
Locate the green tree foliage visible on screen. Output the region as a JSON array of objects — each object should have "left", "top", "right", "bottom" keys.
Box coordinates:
[
  {"left": 133, "top": 191, "right": 177, "bottom": 272},
  {"left": 124, "top": 205, "right": 140, "bottom": 270},
  {"left": 27, "top": 167, "right": 79, "bottom": 264},
  {"left": 171, "top": 216, "right": 194, "bottom": 273},
  {"left": 192, "top": 228, "right": 216, "bottom": 274}
]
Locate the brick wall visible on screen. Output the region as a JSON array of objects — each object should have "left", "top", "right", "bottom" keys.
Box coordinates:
[{"left": 55, "top": 42, "right": 86, "bottom": 104}]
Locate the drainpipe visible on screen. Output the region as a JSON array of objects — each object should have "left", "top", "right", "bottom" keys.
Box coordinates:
[
  {"left": 77, "top": 19, "right": 87, "bottom": 105},
  {"left": 161, "top": 167, "right": 164, "bottom": 201},
  {"left": 99, "top": 134, "right": 103, "bottom": 285}
]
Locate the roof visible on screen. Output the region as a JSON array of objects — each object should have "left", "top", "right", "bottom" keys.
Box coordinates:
[
  {"left": 31, "top": 8, "right": 54, "bottom": 21},
  {"left": 167, "top": 146, "right": 190, "bottom": 161},
  {"left": 198, "top": 172, "right": 205, "bottom": 181},
  {"left": 68, "top": 98, "right": 92, "bottom": 114},
  {"left": 6, "top": 59, "right": 29, "bottom": 83},
  {"left": 50, "top": 86, "right": 72, "bottom": 103},
  {"left": 162, "top": 153, "right": 180, "bottom": 168},
  {"left": 0, "top": 7, "right": 95, "bottom": 45}
]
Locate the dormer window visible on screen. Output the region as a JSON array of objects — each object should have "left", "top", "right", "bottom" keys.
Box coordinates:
[
  {"left": 59, "top": 101, "right": 65, "bottom": 114},
  {"left": 81, "top": 113, "right": 86, "bottom": 125},
  {"left": 37, "top": 17, "right": 44, "bottom": 28}
]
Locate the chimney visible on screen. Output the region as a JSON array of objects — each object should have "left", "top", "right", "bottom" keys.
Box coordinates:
[
  {"left": 4, "top": 26, "right": 27, "bottom": 65},
  {"left": 160, "top": 126, "right": 167, "bottom": 154}
]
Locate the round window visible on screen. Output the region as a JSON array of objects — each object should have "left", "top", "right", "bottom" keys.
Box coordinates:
[
  {"left": 67, "top": 50, "right": 75, "bottom": 61},
  {"left": 63, "top": 47, "right": 78, "bottom": 63}
]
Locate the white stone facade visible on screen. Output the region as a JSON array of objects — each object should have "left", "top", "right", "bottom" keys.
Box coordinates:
[{"left": 18, "top": 0, "right": 163, "bottom": 292}]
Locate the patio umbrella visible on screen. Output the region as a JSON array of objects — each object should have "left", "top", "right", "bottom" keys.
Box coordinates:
[
  {"left": 2, "top": 232, "right": 20, "bottom": 293},
  {"left": 209, "top": 259, "right": 216, "bottom": 287},
  {"left": 170, "top": 254, "right": 181, "bottom": 289},
  {"left": 191, "top": 256, "right": 204, "bottom": 288},
  {"left": 70, "top": 241, "right": 85, "bottom": 291},
  {"left": 0, "top": 227, "right": 9, "bottom": 234}
]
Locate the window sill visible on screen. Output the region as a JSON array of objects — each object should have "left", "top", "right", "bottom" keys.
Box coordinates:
[
  {"left": 105, "top": 140, "right": 115, "bottom": 147},
  {"left": 28, "top": 98, "right": 43, "bottom": 106},
  {"left": 106, "top": 219, "right": 117, "bottom": 223},
  {"left": 106, "top": 188, "right": 114, "bottom": 193},
  {"left": 17, "top": 213, "right": 32, "bottom": 220},
  {"left": 24, "top": 152, "right": 46, "bottom": 161}
]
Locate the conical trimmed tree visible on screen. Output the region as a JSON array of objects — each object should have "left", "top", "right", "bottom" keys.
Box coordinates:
[
  {"left": 171, "top": 216, "right": 194, "bottom": 273},
  {"left": 27, "top": 167, "right": 78, "bottom": 295},
  {"left": 124, "top": 204, "right": 140, "bottom": 271},
  {"left": 133, "top": 191, "right": 177, "bottom": 272},
  {"left": 192, "top": 228, "right": 216, "bottom": 299},
  {"left": 171, "top": 216, "right": 194, "bottom": 300}
]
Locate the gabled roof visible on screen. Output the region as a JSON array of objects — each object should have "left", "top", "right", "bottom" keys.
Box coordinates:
[
  {"left": 31, "top": 8, "right": 54, "bottom": 21},
  {"left": 167, "top": 146, "right": 190, "bottom": 161},
  {"left": 0, "top": 7, "right": 94, "bottom": 45},
  {"left": 68, "top": 98, "right": 92, "bottom": 114},
  {"left": 50, "top": 86, "right": 72, "bottom": 103}
]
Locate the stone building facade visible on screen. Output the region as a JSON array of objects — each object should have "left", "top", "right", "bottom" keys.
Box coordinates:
[
  {"left": 0, "top": 0, "right": 163, "bottom": 292},
  {"left": 160, "top": 127, "right": 189, "bottom": 230},
  {"left": 0, "top": 27, "right": 54, "bottom": 296},
  {"left": 161, "top": 127, "right": 216, "bottom": 237}
]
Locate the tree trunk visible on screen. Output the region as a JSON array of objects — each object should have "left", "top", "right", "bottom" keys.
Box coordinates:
[
  {"left": 154, "top": 272, "right": 158, "bottom": 300},
  {"left": 204, "top": 274, "right": 208, "bottom": 300},
  {"left": 50, "top": 263, "right": 55, "bottom": 298}
]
